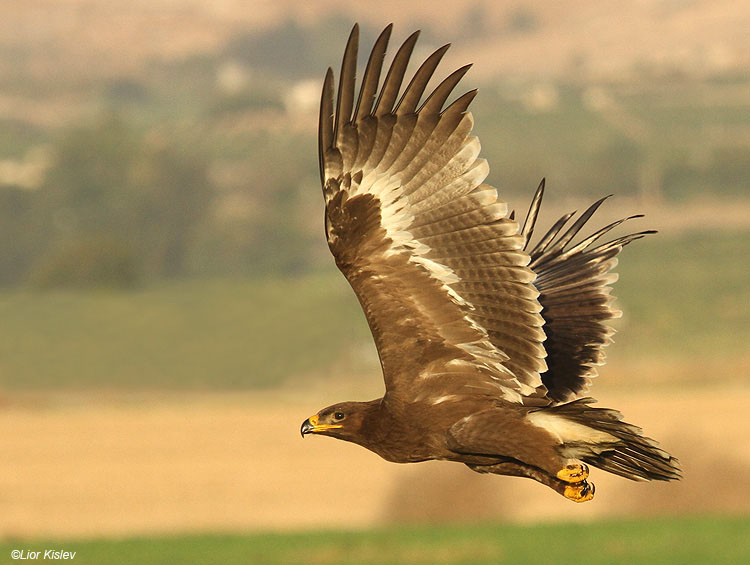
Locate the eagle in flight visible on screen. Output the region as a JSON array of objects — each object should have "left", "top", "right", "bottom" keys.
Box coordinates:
[{"left": 301, "top": 24, "right": 680, "bottom": 502}]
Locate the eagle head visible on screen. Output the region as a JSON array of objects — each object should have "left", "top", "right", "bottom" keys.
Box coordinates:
[{"left": 300, "top": 400, "right": 379, "bottom": 443}]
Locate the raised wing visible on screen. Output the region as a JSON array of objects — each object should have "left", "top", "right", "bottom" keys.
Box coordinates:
[
  {"left": 318, "top": 24, "right": 549, "bottom": 405},
  {"left": 519, "top": 182, "right": 656, "bottom": 402}
]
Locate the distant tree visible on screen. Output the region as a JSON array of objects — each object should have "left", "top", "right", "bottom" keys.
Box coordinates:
[
  {"left": 129, "top": 139, "right": 213, "bottom": 277},
  {"left": 28, "top": 235, "right": 139, "bottom": 289},
  {"left": 507, "top": 6, "right": 539, "bottom": 34},
  {"left": 31, "top": 114, "right": 214, "bottom": 286},
  {"left": 40, "top": 113, "right": 139, "bottom": 235},
  {"left": 222, "top": 17, "right": 355, "bottom": 81},
  {"left": 0, "top": 187, "right": 39, "bottom": 285}
]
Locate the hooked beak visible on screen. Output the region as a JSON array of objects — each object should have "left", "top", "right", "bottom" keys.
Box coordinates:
[
  {"left": 300, "top": 414, "right": 342, "bottom": 437},
  {"left": 300, "top": 417, "right": 315, "bottom": 437}
]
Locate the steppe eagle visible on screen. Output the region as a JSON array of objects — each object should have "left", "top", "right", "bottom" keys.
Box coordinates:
[{"left": 301, "top": 24, "right": 680, "bottom": 502}]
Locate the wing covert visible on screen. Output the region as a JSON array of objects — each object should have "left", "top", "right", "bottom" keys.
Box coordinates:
[{"left": 318, "top": 24, "right": 550, "bottom": 405}]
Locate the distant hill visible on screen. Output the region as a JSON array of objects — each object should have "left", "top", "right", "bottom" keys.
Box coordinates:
[{"left": 1, "top": 0, "right": 748, "bottom": 83}]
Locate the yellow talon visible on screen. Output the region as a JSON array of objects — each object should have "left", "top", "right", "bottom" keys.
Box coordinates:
[
  {"left": 556, "top": 462, "right": 589, "bottom": 483},
  {"left": 563, "top": 480, "right": 595, "bottom": 503}
]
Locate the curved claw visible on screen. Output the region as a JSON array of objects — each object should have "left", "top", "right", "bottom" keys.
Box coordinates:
[
  {"left": 563, "top": 479, "right": 595, "bottom": 503},
  {"left": 557, "top": 462, "right": 589, "bottom": 483}
]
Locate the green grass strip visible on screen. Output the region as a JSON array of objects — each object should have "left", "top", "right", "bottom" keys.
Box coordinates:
[{"left": 2, "top": 514, "right": 748, "bottom": 564}]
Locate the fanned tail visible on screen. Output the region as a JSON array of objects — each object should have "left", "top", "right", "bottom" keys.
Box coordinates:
[{"left": 545, "top": 398, "right": 681, "bottom": 482}]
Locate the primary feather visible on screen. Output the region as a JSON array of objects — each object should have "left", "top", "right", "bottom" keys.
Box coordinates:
[{"left": 317, "top": 24, "right": 647, "bottom": 406}]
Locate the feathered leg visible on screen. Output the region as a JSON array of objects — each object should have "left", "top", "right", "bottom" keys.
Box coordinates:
[
  {"left": 466, "top": 460, "right": 595, "bottom": 503},
  {"left": 447, "top": 407, "right": 595, "bottom": 499}
]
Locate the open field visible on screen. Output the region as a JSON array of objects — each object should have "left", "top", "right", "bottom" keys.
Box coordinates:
[
  {"left": 0, "top": 274, "right": 372, "bottom": 389},
  {"left": 2, "top": 514, "right": 749, "bottom": 564},
  {"left": 0, "top": 229, "right": 748, "bottom": 392},
  {"left": 1, "top": 387, "right": 750, "bottom": 541},
  {"left": 0, "top": 228, "right": 747, "bottom": 544}
]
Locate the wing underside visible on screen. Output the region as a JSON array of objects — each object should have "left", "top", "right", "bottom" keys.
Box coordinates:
[
  {"left": 319, "top": 25, "right": 548, "bottom": 404},
  {"left": 317, "top": 24, "right": 652, "bottom": 406}
]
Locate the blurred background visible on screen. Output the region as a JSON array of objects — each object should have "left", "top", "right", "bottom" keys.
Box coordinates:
[{"left": 1, "top": 0, "right": 749, "bottom": 562}]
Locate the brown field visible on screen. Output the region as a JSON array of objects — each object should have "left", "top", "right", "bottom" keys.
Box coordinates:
[{"left": 2, "top": 384, "right": 749, "bottom": 540}]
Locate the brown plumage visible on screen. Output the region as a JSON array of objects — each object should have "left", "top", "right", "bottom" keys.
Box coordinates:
[{"left": 301, "top": 24, "right": 680, "bottom": 502}]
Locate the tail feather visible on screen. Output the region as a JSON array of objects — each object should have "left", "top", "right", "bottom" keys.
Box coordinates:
[{"left": 547, "top": 397, "right": 681, "bottom": 482}]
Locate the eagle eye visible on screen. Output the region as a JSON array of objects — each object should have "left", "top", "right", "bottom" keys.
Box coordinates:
[{"left": 333, "top": 411, "right": 345, "bottom": 421}]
